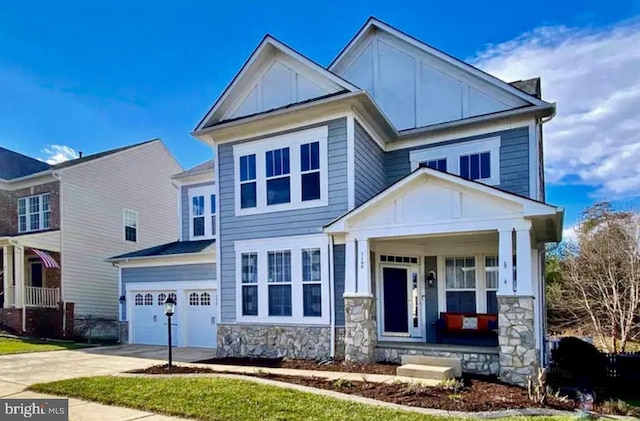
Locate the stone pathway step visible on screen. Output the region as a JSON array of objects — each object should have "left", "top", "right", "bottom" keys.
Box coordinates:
[
  {"left": 396, "top": 364, "right": 454, "bottom": 380},
  {"left": 400, "top": 355, "right": 462, "bottom": 377}
]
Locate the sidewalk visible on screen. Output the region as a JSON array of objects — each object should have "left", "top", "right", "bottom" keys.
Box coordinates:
[{"left": 2, "top": 386, "right": 187, "bottom": 421}]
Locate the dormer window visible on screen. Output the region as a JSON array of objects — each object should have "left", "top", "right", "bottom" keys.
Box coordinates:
[
  {"left": 409, "top": 137, "right": 500, "bottom": 186},
  {"left": 234, "top": 126, "right": 328, "bottom": 216}
]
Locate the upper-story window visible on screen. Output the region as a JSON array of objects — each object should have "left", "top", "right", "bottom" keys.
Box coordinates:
[
  {"left": 188, "top": 185, "right": 216, "bottom": 240},
  {"left": 123, "top": 209, "right": 138, "bottom": 242},
  {"left": 234, "top": 126, "right": 328, "bottom": 216},
  {"left": 410, "top": 137, "right": 500, "bottom": 185},
  {"left": 18, "top": 193, "right": 51, "bottom": 233}
]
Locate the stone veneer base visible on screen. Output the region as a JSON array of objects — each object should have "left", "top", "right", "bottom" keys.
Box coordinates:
[
  {"left": 375, "top": 346, "right": 500, "bottom": 376},
  {"left": 217, "top": 324, "right": 340, "bottom": 360},
  {"left": 344, "top": 295, "right": 377, "bottom": 363},
  {"left": 498, "top": 296, "right": 538, "bottom": 386}
]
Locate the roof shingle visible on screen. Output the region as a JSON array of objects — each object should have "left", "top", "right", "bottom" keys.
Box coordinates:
[{"left": 108, "top": 239, "right": 215, "bottom": 261}]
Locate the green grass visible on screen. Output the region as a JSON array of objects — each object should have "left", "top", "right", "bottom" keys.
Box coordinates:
[
  {"left": 0, "top": 337, "right": 86, "bottom": 355},
  {"left": 29, "top": 376, "right": 577, "bottom": 421}
]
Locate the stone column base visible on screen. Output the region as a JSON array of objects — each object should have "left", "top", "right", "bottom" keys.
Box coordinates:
[
  {"left": 498, "top": 296, "right": 538, "bottom": 386},
  {"left": 344, "top": 295, "right": 376, "bottom": 363}
]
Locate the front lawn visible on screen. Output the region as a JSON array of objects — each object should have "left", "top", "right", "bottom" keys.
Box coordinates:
[
  {"left": 29, "top": 376, "right": 576, "bottom": 421},
  {"left": 0, "top": 337, "right": 86, "bottom": 355}
]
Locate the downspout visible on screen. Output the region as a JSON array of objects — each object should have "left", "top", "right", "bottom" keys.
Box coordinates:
[
  {"left": 328, "top": 235, "right": 335, "bottom": 359},
  {"left": 52, "top": 171, "right": 65, "bottom": 335},
  {"left": 8, "top": 239, "right": 25, "bottom": 333}
]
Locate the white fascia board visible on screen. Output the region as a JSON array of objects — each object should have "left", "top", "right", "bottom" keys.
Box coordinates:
[
  {"left": 109, "top": 251, "right": 216, "bottom": 267},
  {"left": 330, "top": 18, "right": 548, "bottom": 107},
  {"left": 126, "top": 281, "right": 217, "bottom": 292},
  {"left": 195, "top": 36, "right": 359, "bottom": 132}
]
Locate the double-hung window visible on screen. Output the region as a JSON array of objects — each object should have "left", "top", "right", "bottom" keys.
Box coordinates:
[
  {"left": 18, "top": 193, "right": 51, "bottom": 233},
  {"left": 267, "top": 250, "right": 292, "bottom": 316},
  {"left": 124, "top": 209, "right": 138, "bottom": 242},
  {"left": 241, "top": 253, "right": 258, "bottom": 316},
  {"left": 236, "top": 235, "right": 328, "bottom": 323},
  {"left": 239, "top": 154, "right": 257, "bottom": 209},
  {"left": 234, "top": 126, "right": 328, "bottom": 215},
  {"left": 409, "top": 137, "right": 500, "bottom": 185},
  {"left": 300, "top": 142, "right": 320, "bottom": 201},
  {"left": 444, "top": 257, "right": 476, "bottom": 313},
  {"left": 188, "top": 185, "right": 216, "bottom": 240},
  {"left": 266, "top": 148, "right": 290, "bottom": 206},
  {"left": 484, "top": 256, "right": 499, "bottom": 313}
]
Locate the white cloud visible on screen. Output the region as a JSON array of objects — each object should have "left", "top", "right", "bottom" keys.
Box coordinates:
[
  {"left": 562, "top": 225, "right": 578, "bottom": 244},
  {"left": 41, "top": 145, "right": 78, "bottom": 164},
  {"left": 470, "top": 20, "right": 640, "bottom": 199}
]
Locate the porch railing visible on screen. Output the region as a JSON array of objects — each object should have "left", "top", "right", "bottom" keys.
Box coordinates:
[{"left": 25, "top": 286, "right": 60, "bottom": 308}]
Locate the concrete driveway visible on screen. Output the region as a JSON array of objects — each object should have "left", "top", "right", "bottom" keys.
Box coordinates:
[{"left": 0, "top": 345, "right": 215, "bottom": 389}]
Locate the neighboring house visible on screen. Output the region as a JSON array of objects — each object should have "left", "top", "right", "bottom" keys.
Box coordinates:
[
  {"left": 108, "top": 161, "right": 216, "bottom": 348},
  {"left": 0, "top": 140, "right": 182, "bottom": 337}
]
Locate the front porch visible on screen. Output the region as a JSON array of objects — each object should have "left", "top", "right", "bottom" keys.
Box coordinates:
[{"left": 326, "top": 166, "right": 563, "bottom": 385}]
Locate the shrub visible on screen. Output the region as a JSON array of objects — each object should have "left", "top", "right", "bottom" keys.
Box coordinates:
[
  {"left": 438, "top": 378, "right": 464, "bottom": 392},
  {"left": 600, "top": 399, "right": 638, "bottom": 416},
  {"left": 550, "top": 337, "right": 607, "bottom": 393}
]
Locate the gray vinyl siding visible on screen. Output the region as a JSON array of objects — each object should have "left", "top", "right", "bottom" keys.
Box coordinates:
[
  {"left": 219, "top": 118, "right": 348, "bottom": 323},
  {"left": 354, "top": 121, "right": 386, "bottom": 207},
  {"left": 181, "top": 182, "right": 215, "bottom": 241},
  {"left": 385, "top": 127, "right": 530, "bottom": 197},
  {"left": 333, "top": 244, "right": 345, "bottom": 326},
  {"left": 121, "top": 263, "right": 216, "bottom": 319}
]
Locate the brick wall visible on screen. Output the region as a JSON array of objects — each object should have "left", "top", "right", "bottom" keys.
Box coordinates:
[
  {"left": 0, "top": 302, "right": 74, "bottom": 338},
  {"left": 44, "top": 252, "right": 61, "bottom": 289},
  {"left": 0, "top": 181, "right": 60, "bottom": 236}
]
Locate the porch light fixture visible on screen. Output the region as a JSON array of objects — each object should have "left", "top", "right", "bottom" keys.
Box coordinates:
[
  {"left": 164, "top": 295, "right": 176, "bottom": 369},
  {"left": 426, "top": 271, "right": 436, "bottom": 287},
  {"left": 118, "top": 295, "right": 126, "bottom": 304}
]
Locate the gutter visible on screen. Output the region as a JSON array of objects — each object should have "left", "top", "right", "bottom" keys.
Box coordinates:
[
  {"left": 328, "top": 235, "right": 336, "bottom": 359},
  {"left": 52, "top": 171, "right": 66, "bottom": 336},
  {"left": 106, "top": 249, "right": 216, "bottom": 264}
]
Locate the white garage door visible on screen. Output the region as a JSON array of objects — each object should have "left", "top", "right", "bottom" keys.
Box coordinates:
[
  {"left": 132, "top": 291, "right": 178, "bottom": 346},
  {"left": 186, "top": 290, "right": 217, "bottom": 348}
]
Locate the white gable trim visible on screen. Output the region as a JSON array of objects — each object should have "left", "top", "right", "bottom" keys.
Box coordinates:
[
  {"left": 330, "top": 18, "right": 548, "bottom": 107},
  {"left": 324, "top": 166, "right": 559, "bottom": 234},
  {"left": 195, "top": 36, "right": 358, "bottom": 131}
]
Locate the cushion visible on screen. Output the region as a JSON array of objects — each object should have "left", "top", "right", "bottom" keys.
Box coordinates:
[
  {"left": 445, "top": 314, "right": 463, "bottom": 330},
  {"left": 477, "top": 315, "right": 496, "bottom": 331},
  {"left": 462, "top": 316, "right": 478, "bottom": 330}
]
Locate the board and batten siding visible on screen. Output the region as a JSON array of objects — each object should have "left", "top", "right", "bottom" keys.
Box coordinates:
[
  {"left": 120, "top": 263, "right": 216, "bottom": 319},
  {"left": 181, "top": 182, "right": 215, "bottom": 241},
  {"left": 354, "top": 121, "right": 386, "bottom": 207},
  {"left": 60, "top": 141, "right": 182, "bottom": 317},
  {"left": 218, "top": 118, "right": 348, "bottom": 323},
  {"left": 385, "top": 127, "right": 530, "bottom": 198}
]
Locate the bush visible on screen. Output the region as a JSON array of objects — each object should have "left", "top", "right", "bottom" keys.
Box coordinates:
[{"left": 550, "top": 337, "right": 607, "bottom": 393}]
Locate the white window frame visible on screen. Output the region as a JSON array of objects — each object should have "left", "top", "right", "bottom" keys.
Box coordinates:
[
  {"left": 188, "top": 185, "right": 216, "bottom": 240},
  {"left": 235, "top": 234, "right": 330, "bottom": 325},
  {"left": 409, "top": 137, "right": 500, "bottom": 185},
  {"left": 17, "top": 193, "right": 51, "bottom": 233},
  {"left": 233, "top": 126, "right": 329, "bottom": 216},
  {"left": 123, "top": 209, "right": 138, "bottom": 243}
]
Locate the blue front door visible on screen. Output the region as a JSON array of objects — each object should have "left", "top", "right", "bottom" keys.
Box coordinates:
[
  {"left": 382, "top": 267, "right": 409, "bottom": 334},
  {"left": 30, "top": 262, "right": 43, "bottom": 288}
]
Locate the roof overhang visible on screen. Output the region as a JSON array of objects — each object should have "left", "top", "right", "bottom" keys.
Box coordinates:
[
  {"left": 324, "top": 167, "right": 564, "bottom": 243},
  {"left": 107, "top": 249, "right": 216, "bottom": 266},
  {"left": 0, "top": 230, "right": 61, "bottom": 253}
]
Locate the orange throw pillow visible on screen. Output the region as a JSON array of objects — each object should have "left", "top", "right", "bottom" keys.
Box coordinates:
[{"left": 445, "top": 314, "right": 463, "bottom": 330}]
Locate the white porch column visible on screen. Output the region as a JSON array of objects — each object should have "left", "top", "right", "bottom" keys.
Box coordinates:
[
  {"left": 515, "top": 229, "right": 533, "bottom": 296},
  {"left": 13, "top": 246, "right": 24, "bottom": 308},
  {"left": 344, "top": 239, "right": 356, "bottom": 294},
  {"left": 497, "top": 229, "right": 514, "bottom": 296},
  {"left": 356, "top": 238, "right": 372, "bottom": 295},
  {"left": 2, "top": 246, "right": 13, "bottom": 306}
]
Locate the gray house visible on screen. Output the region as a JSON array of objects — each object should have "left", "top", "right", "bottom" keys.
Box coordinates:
[{"left": 120, "top": 17, "right": 564, "bottom": 386}]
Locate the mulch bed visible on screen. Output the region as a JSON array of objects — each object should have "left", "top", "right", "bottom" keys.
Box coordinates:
[
  {"left": 195, "top": 356, "right": 398, "bottom": 375},
  {"left": 129, "top": 364, "right": 575, "bottom": 412}
]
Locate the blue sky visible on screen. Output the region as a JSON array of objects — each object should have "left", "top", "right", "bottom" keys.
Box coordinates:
[{"left": 2, "top": 1, "right": 639, "bottom": 231}]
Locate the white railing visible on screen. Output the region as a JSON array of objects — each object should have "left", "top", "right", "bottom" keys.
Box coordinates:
[{"left": 25, "top": 286, "right": 60, "bottom": 308}]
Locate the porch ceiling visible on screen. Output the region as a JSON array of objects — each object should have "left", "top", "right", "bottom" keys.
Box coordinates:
[{"left": 0, "top": 230, "right": 61, "bottom": 252}]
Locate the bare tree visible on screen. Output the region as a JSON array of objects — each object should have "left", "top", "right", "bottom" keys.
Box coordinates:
[{"left": 559, "top": 202, "right": 640, "bottom": 352}]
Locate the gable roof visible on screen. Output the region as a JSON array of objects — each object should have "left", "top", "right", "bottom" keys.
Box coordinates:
[
  {"left": 194, "top": 35, "right": 359, "bottom": 132},
  {"left": 172, "top": 159, "right": 215, "bottom": 179},
  {"left": 329, "top": 17, "right": 549, "bottom": 107},
  {"left": 324, "top": 164, "right": 563, "bottom": 241},
  {"left": 51, "top": 139, "right": 158, "bottom": 170},
  {"left": 108, "top": 239, "right": 215, "bottom": 261},
  {"left": 0, "top": 147, "right": 51, "bottom": 181}
]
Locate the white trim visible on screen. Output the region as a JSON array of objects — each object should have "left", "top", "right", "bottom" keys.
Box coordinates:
[
  {"left": 214, "top": 144, "right": 223, "bottom": 325},
  {"left": 233, "top": 126, "right": 329, "bottom": 216},
  {"left": 352, "top": 110, "right": 386, "bottom": 150},
  {"left": 234, "top": 234, "right": 330, "bottom": 325},
  {"left": 113, "top": 252, "right": 215, "bottom": 268},
  {"left": 330, "top": 18, "right": 546, "bottom": 107},
  {"left": 409, "top": 137, "right": 500, "bottom": 186},
  {"left": 123, "top": 209, "right": 138, "bottom": 243},
  {"left": 17, "top": 193, "right": 51, "bottom": 234},
  {"left": 127, "top": 281, "right": 217, "bottom": 292},
  {"left": 346, "top": 115, "right": 355, "bottom": 210},
  {"left": 187, "top": 185, "right": 216, "bottom": 240}
]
